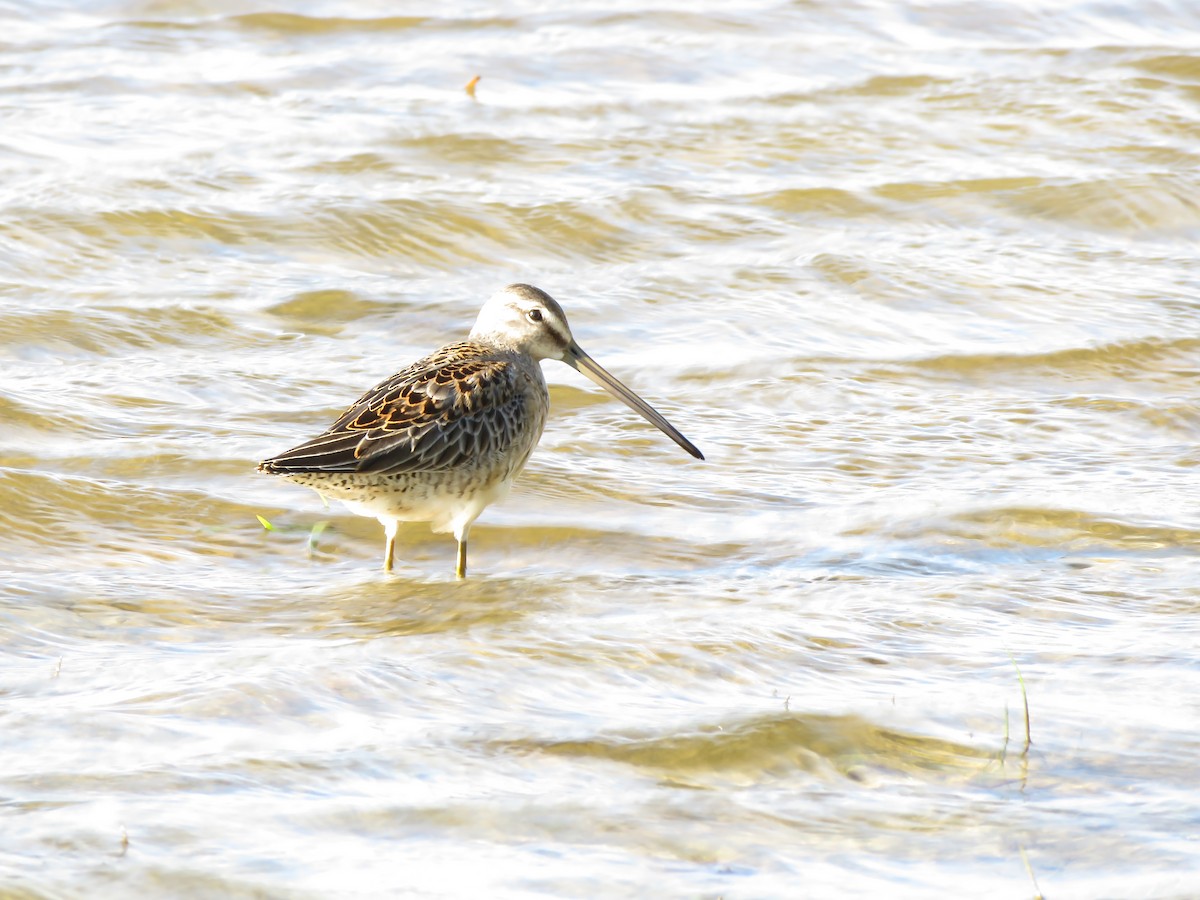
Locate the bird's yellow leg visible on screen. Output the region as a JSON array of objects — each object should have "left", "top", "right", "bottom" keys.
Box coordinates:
[
  {"left": 456, "top": 539, "right": 467, "bottom": 580},
  {"left": 383, "top": 520, "right": 398, "bottom": 573}
]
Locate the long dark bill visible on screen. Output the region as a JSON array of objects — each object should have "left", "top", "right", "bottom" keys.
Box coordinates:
[{"left": 565, "top": 343, "right": 704, "bottom": 460}]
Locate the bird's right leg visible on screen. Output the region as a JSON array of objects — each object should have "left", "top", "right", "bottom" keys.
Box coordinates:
[{"left": 383, "top": 520, "right": 398, "bottom": 573}]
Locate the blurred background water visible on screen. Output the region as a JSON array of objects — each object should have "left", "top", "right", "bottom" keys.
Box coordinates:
[{"left": 2, "top": 0, "right": 1200, "bottom": 896}]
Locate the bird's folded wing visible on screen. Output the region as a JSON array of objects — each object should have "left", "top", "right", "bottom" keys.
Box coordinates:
[{"left": 260, "top": 343, "right": 529, "bottom": 475}]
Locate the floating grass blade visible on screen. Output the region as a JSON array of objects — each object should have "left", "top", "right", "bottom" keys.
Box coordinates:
[
  {"left": 306, "top": 520, "right": 330, "bottom": 558},
  {"left": 256, "top": 514, "right": 276, "bottom": 532},
  {"left": 1018, "top": 844, "right": 1044, "bottom": 899},
  {"left": 1007, "top": 650, "right": 1032, "bottom": 752}
]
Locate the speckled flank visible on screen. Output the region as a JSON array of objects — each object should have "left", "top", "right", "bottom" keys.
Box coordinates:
[{"left": 275, "top": 409, "right": 544, "bottom": 536}]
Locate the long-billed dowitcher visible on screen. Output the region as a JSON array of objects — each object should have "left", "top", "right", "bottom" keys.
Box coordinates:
[{"left": 259, "top": 284, "right": 703, "bottom": 577}]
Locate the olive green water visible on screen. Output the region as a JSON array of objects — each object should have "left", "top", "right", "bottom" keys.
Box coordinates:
[{"left": 3, "top": 1, "right": 1200, "bottom": 896}]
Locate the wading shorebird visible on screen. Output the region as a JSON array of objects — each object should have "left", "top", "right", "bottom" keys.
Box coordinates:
[{"left": 258, "top": 284, "right": 703, "bottom": 577}]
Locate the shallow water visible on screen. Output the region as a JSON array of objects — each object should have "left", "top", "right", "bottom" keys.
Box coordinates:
[{"left": 3, "top": 0, "right": 1200, "bottom": 896}]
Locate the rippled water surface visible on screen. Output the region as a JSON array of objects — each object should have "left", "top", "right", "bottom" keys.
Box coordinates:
[{"left": 3, "top": 0, "right": 1200, "bottom": 896}]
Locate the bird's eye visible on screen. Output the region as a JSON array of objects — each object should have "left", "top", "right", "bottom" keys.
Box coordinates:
[{"left": 526, "top": 308, "right": 544, "bottom": 323}]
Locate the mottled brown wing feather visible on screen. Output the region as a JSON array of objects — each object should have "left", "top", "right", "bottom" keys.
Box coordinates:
[{"left": 260, "top": 341, "right": 529, "bottom": 475}]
